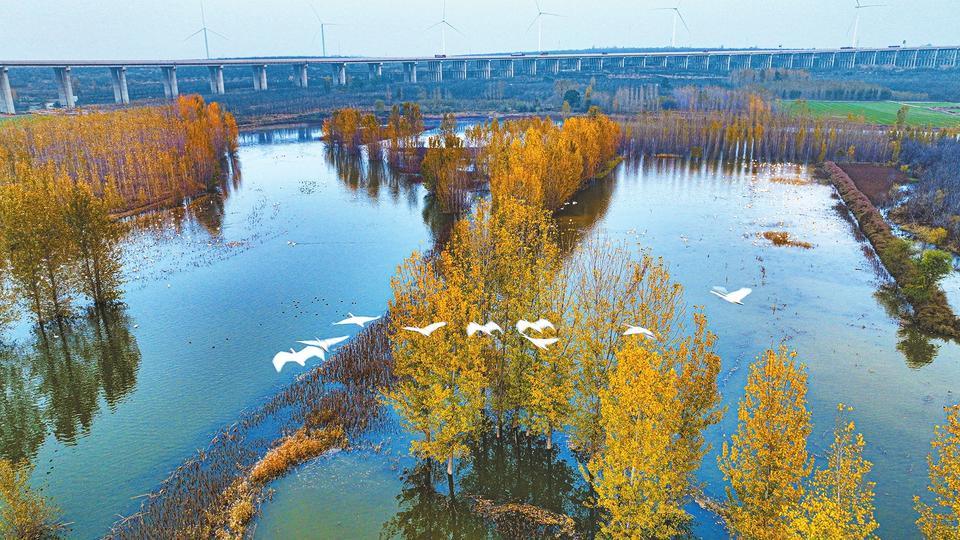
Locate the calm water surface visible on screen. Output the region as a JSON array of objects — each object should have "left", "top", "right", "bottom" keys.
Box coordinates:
[
  {"left": 5, "top": 128, "right": 958, "bottom": 538},
  {"left": 257, "top": 155, "right": 960, "bottom": 539}
]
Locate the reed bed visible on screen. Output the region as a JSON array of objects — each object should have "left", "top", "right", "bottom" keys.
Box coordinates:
[{"left": 106, "top": 317, "right": 394, "bottom": 539}]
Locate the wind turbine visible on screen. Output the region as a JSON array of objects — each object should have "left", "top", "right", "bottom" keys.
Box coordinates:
[
  {"left": 654, "top": 3, "right": 689, "bottom": 48},
  {"left": 426, "top": 0, "right": 463, "bottom": 56},
  {"left": 527, "top": 0, "right": 561, "bottom": 53},
  {"left": 851, "top": 0, "right": 885, "bottom": 48},
  {"left": 185, "top": 0, "right": 227, "bottom": 59},
  {"left": 309, "top": 3, "right": 340, "bottom": 57}
]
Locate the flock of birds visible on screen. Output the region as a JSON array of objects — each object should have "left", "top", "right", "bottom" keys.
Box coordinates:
[{"left": 272, "top": 286, "right": 752, "bottom": 373}]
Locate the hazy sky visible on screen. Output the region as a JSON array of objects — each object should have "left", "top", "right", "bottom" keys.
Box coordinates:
[{"left": 3, "top": 0, "right": 957, "bottom": 60}]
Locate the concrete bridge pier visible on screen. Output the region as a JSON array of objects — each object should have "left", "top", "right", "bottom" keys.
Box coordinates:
[
  {"left": 207, "top": 66, "right": 225, "bottom": 94},
  {"left": 368, "top": 62, "right": 382, "bottom": 80},
  {"left": 574, "top": 58, "right": 582, "bottom": 71},
  {"left": 527, "top": 59, "right": 538, "bottom": 76},
  {"left": 403, "top": 62, "right": 418, "bottom": 83},
  {"left": 161, "top": 66, "right": 179, "bottom": 98},
  {"left": 109, "top": 66, "right": 130, "bottom": 104},
  {"left": 547, "top": 58, "right": 560, "bottom": 75},
  {"left": 429, "top": 61, "right": 443, "bottom": 82},
  {"left": 478, "top": 59, "right": 492, "bottom": 79},
  {"left": 1, "top": 67, "right": 15, "bottom": 114},
  {"left": 330, "top": 63, "right": 346, "bottom": 86},
  {"left": 457, "top": 60, "right": 467, "bottom": 80},
  {"left": 252, "top": 65, "right": 268, "bottom": 90},
  {"left": 54, "top": 67, "right": 76, "bottom": 107},
  {"left": 503, "top": 59, "right": 515, "bottom": 77},
  {"left": 293, "top": 64, "right": 309, "bottom": 87}
]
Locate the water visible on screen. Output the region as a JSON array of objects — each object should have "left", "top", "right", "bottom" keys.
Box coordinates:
[
  {"left": 5, "top": 129, "right": 958, "bottom": 538},
  {"left": 3, "top": 129, "right": 435, "bottom": 538},
  {"left": 256, "top": 155, "right": 960, "bottom": 539}
]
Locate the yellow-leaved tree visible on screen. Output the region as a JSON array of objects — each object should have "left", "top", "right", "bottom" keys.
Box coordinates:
[
  {"left": 793, "top": 404, "right": 878, "bottom": 539},
  {"left": 588, "top": 310, "right": 722, "bottom": 538},
  {"left": 719, "top": 346, "right": 812, "bottom": 539},
  {"left": 385, "top": 250, "right": 487, "bottom": 479},
  {"left": 915, "top": 404, "right": 960, "bottom": 538}
]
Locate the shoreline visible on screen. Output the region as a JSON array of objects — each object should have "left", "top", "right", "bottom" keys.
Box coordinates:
[{"left": 822, "top": 161, "right": 960, "bottom": 338}]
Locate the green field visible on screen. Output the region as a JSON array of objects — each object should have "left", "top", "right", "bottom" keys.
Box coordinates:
[{"left": 782, "top": 99, "right": 960, "bottom": 128}]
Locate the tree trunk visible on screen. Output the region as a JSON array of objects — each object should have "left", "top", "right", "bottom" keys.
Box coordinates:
[
  {"left": 447, "top": 455, "right": 454, "bottom": 477},
  {"left": 546, "top": 427, "right": 553, "bottom": 450}
]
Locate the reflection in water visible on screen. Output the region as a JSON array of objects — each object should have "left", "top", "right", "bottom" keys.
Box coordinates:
[
  {"left": 380, "top": 429, "right": 593, "bottom": 539},
  {"left": 323, "top": 142, "right": 456, "bottom": 247},
  {"left": 380, "top": 461, "right": 489, "bottom": 539},
  {"left": 0, "top": 306, "right": 141, "bottom": 463}
]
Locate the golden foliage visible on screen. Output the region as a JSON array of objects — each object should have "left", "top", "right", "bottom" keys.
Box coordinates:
[
  {"left": 793, "top": 404, "right": 878, "bottom": 539},
  {"left": 916, "top": 405, "right": 960, "bottom": 538},
  {"left": 469, "top": 113, "right": 622, "bottom": 210},
  {"left": 588, "top": 311, "right": 722, "bottom": 538},
  {"left": 719, "top": 346, "right": 812, "bottom": 540},
  {"left": 0, "top": 459, "right": 64, "bottom": 539},
  {"left": 0, "top": 95, "right": 238, "bottom": 214}
]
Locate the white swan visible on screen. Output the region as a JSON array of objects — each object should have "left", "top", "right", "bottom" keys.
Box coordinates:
[
  {"left": 710, "top": 286, "right": 752, "bottom": 305},
  {"left": 272, "top": 346, "right": 325, "bottom": 373},
  {"left": 333, "top": 312, "right": 381, "bottom": 327},
  {"left": 402, "top": 322, "right": 448, "bottom": 336},
  {"left": 467, "top": 321, "right": 504, "bottom": 337}
]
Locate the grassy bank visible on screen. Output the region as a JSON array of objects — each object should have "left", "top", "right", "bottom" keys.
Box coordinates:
[
  {"left": 822, "top": 161, "right": 960, "bottom": 338},
  {"left": 783, "top": 100, "right": 960, "bottom": 128}
]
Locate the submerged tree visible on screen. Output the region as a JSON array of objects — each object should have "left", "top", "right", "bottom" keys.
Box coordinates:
[
  {"left": 719, "top": 346, "right": 812, "bottom": 539},
  {"left": 62, "top": 181, "right": 125, "bottom": 308},
  {"left": 916, "top": 405, "right": 960, "bottom": 538}
]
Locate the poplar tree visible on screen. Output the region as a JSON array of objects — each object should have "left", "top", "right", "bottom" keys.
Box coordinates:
[
  {"left": 719, "top": 346, "right": 812, "bottom": 539},
  {"left": 915, "top": 405, "right": 960, "bottom": 538},
  {"left": 794, "top": 404, "right": 878, "bottom": 539}
]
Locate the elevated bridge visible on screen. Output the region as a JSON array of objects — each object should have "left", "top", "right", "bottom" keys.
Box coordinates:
[{"left": 2, "top": 45, "right": 957, "bottom": 114}]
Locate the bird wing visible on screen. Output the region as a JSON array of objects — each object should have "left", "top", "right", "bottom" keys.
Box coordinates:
[
  {"left": 486, "top": 321, "right": 504, "bottom": 334},
  {"left": 402, "top": 326, "right": 427, "bottom": 335},
  {"left": 272, "top": 351, "right": 293, "bottom": 372},
  {"left": 534, "top": 318, "right": 555, "bottom": 331},
  {"left": 516, "top": 320, "right": 533, "bottom": 334},
  {"left": 333, "top": 317, "right": 353, "bottom": 325},
  {"left": 624, "top": 326, "right": 654, "bottom": 338},
  {"left": 297, "top": 339, "right": 323, "bottom": 347},
  {"left": 727, "top": 288, "right": 752, "bottom": 303},
  {"left": 527, "top": 336, "right": 559, "bottom": 350},
  {"left": 466, "top": 322, "right": 482, "bottom": 336},
  {"left": 424, "top": 322, "right": 447, "bottom": 334},
  {"left": 297, "top": 346, "right": 325, "bottom": 363},
  {"left": 317, "top": 335, "right": 349, "bottom": 351},
  {"left": 711, "top": 286, "right": 729, "bottom": 295}
]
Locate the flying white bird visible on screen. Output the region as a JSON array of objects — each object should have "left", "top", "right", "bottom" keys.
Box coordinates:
[
  {"left": 333, "top": 312, "right": 381, "bottom": 327},
  {"left": 402, "top": 322, "right": 448, "bottom": 336},
  {"left": 710, "top": 286, "right": 752, "bottom": 305},
  {"left": 272, "top": 346, "right": 325, "bottom": 373},
  {"left": 624, "top": 325, "right": 656, "bottom": 339},
  {"left": 296, "top": 335, "right": 350, "bottom": 351},
  {"left": 467, "top": 321, "right": 504, "bottom": 337},
  {"left": 516, "top": 318, "right": 555, "bottom": 334},
  {"left": 521, "top": 334, "right": 559, "bottom": 350}
]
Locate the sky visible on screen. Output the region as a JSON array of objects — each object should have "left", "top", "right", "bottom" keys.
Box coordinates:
[{"left": 2, "top": 0, "right": 958, "bottom": 60}]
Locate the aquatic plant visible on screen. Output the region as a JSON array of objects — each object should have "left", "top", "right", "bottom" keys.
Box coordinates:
[{"left": 761, "top": 231, "right": 813, "bottom": 249}]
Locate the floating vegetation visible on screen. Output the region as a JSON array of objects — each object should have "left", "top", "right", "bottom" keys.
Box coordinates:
[
  {"left": 770, "top": 176, "right": 811, "bottom": 186},
  {"left": 472, "top": 496, "right": 578, "bottom": 539},
  {"left": 761, "top": 231, "right": 814, "bottom": 249}
]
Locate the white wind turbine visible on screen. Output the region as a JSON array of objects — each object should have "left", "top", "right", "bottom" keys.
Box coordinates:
[
  {"left": 654, "top": 3, "right": 689, "bottom": 48},
  {"left": 426, "top": 0, "right": 464, "bottom": 56},
  {"left": 185, "top": 0, "right": 227, "bottom": 59},
  {"left": 309, "top": 3, "right": 341, "bottom": 57},
  {"left": 527, "top": 0, "right": 562, "bottom": 53},
  {"left": 850, "top": 0, "right": 885, "bottom": 48}
]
